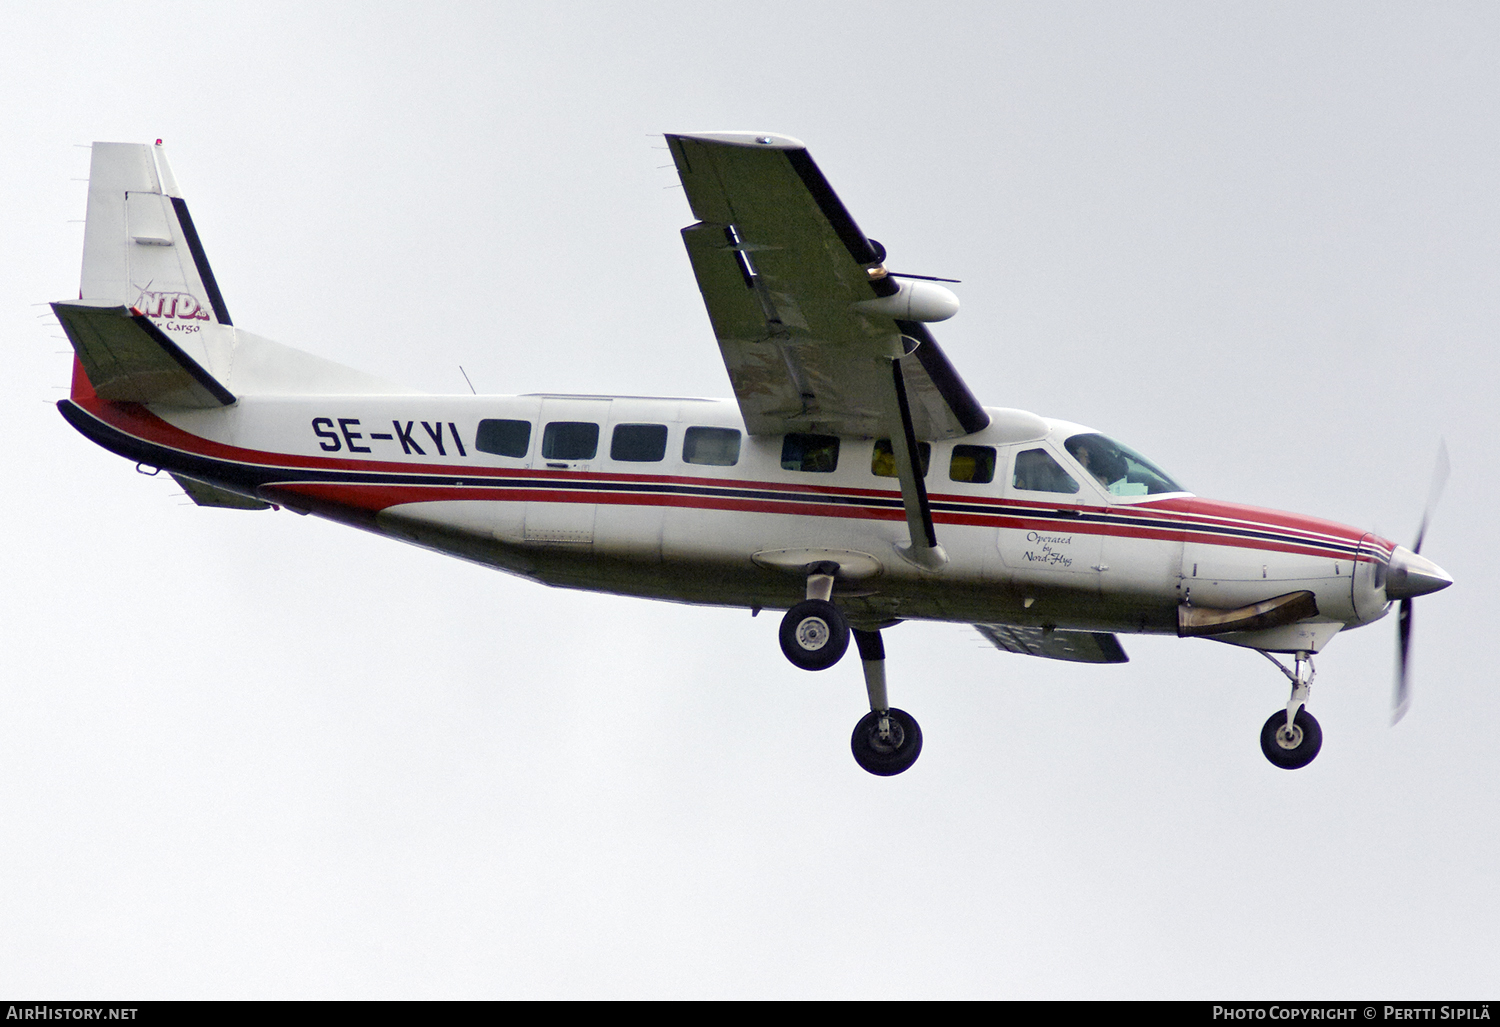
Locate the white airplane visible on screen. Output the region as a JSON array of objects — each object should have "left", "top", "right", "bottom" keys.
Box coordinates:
[{"left": 52, "top": 134, "right": 1453, "bottom": 776}]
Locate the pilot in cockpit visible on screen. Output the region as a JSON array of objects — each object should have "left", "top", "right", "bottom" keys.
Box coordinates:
[{"left": 1068, "top": 434, "right": 1126, "bottom": 491}]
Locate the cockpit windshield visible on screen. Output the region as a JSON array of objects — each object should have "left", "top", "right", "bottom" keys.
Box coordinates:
[{"left": 1064, "top": 433, "right": 1186, "bottom": 497}]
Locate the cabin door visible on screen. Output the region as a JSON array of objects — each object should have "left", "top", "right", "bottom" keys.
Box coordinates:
[
  {"left": 994, "top": 443, "right": 1103, "bottom": 595},
  {"left": 524, "top": 397, "right": 611, "bottom": 545}
]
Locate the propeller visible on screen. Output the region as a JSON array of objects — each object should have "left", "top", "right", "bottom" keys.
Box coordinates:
[
  {"left": 866, "top": 238, "right": 961, "bottom": 283},
  {"left": 1390, "top": 441, "right": 1452, "bottom": 724}
]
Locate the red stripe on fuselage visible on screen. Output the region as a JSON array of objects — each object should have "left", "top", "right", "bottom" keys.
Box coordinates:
[{"left": 73, "top": 397, "right": 1392, "bottom": 562}]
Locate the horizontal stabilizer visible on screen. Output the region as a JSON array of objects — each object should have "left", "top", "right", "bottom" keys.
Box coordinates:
[
  {"left": 170, "top": 473, "right": 270, "bottom": 510},
  {"left": 53, "top": 301, "right": 234, "bottom": 408},
  {"left": 975, "top": 623, "right": 1128, "bottom": 664}
]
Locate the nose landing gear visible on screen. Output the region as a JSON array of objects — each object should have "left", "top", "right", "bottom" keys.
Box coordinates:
[
  {"left": 1259, "top": 650, "right": 1322, "bottom": 770},
  {"left": 848, "top": 627, "right": 922, "bottom": 776},
  {"left": 1261, "top": 707, "right": 1322, "bottom": 769}
]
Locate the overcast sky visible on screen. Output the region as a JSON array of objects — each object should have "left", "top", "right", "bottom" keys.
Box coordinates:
[{"left": 3, "top": 1, "right": 1496, "bottom": 998}]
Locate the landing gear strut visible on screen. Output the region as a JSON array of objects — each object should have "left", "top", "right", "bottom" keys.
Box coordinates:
[
  {"left": 773, "top": 568, "right": 922, "bottom": 775},
  {"left": 848, "top": 628, "right": 922, "bottom": 776},
  {"left": 1259, "top": 650, "right": 1323, "bottom": 770}
]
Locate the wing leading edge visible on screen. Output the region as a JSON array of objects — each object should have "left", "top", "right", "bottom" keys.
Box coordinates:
[{"left": 666, "top": 132, "right": 988, "bottom": 441}]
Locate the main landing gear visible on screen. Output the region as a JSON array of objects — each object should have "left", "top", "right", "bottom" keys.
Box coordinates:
[
  {"left": 779, "top": 566, "right": 850, "bottom": 671},
  {"left": 1259, "top": 650, "right": 1322, "bottom": 770},
  {"left": 778, "top": 566, "right": 923, "bottom": 776}
]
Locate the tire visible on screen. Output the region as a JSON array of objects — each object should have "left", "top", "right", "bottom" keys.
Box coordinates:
[
  {"left": 851, "top": 707, "right": 923, "bottom": 776},
  {"left": 778, "top": 599, "right": 850, "bottom": 671},
  {"left": 1260, "top": 708, "right": 1323, "bottom": 770}
]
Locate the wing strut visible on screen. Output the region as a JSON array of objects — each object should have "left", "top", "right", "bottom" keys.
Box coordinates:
[{"left": 889, "top": 359, "right": 948, "bottom": 570}]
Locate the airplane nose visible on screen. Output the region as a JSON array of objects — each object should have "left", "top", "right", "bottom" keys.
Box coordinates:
[{"left": 1385, "top": 545, "right": 1454, "bottom": 600}]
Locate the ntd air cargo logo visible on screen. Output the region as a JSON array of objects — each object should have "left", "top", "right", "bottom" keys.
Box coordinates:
[{"left": 133, "top": 288, "right": 213, "bottom": 323}]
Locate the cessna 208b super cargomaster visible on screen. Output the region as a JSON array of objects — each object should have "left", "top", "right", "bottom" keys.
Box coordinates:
[{"left": 54, "top": 134, "right": 1452, "bottom": 776}]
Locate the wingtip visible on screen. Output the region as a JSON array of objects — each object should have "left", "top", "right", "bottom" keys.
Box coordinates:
[{"left": 666, "top": 131, "right": 807, "bottom": 151}]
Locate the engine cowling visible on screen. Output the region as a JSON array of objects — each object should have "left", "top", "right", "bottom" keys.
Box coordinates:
[{"left": 853, "top": 278, "right": 960, "bottom": 323}]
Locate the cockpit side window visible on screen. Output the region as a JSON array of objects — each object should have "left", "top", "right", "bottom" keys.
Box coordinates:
[
  {"left": 1064, "top": 433, "right": 1184, "bottom": 496},
  {"left": 1012, "top": 448, "right": 1080, "bottom": 494}
]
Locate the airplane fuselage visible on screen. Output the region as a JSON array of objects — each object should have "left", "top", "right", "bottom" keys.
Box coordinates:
[{"left": 60, "top": 384, "right": 1397, "bottom": 650}]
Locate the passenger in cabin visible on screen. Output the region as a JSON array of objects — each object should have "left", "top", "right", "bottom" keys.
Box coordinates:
[
  {"left": 782, "top": 433, "right": 840, "bottom": 473},
  {"left": 870, "top": 439, "right": 931, "bottom": 478},
  {"left": 949, "top": 444, "right": 996, "bottom": 484}
]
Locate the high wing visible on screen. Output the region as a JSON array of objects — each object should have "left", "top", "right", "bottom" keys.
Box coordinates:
[
  {"left": 666, "top": 132, "right": 988, "bottom": 441},
  {"left": 975, "top": 624, "right": 1130, "bottom": 664}
]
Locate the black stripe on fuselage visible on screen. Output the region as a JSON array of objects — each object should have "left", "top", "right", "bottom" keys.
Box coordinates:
[{"left": 60, "top": 399, "right": 1365, "bottom": 559}]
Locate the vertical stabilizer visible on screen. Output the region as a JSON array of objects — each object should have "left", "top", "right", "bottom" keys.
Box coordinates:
[
  {"left": 64, "top": 142, "right": 417, "bottom": 401},
  {"left": 78, "top": 141, "right": 235, "bottom": 390},
  {"left": 80, "top": 141, "right": 232, "bottom": 326}
]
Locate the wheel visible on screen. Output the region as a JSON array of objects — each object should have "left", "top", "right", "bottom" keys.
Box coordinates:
[
  {"left": 778, "top": 599, "right": 850, "bottom": 671},
  {"left": 851, "top": 707, "right": 923, "bottom": 776},
  {"left": 1260, "top": 708, "right": 1322, "bottom": 770}
]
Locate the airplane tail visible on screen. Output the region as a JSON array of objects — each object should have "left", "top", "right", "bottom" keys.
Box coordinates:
[
  {"left": 57, "top": 141, "right": 419, "bottom": 407},
  {"left": 79, "top": 141, "right": 231, "bottom": 326},
  {"left": 56, "top": 141, "right": 237, "bottom": 407}
]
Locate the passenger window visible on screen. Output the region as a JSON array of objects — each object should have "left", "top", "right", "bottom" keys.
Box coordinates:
[
  {"left": 871, "top": 439, "right": 931, "bottom": 478},
  {"left": 541, "top": 421, "right": 599, "bottom": 461},
  {"left": 782, "top": 433, "right": 840, "bottom": 473},
  {"left": 1012, "top": 448, "right": 1079, "bottom": 494},
  {"left": 949, "top": 445, "right": 996, "bottom": 484},
  {"left": 683, "top": 426, "right": 741, "bottom": 466},
  {"left": 475, "top": 418, "right": 531, "bottom": 458},
  {"left": 610, "top": 423, "right": 668, "bottom": 462}
]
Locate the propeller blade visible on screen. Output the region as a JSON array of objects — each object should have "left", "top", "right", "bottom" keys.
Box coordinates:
[
  {"left": 887, "top": 271, "right": 963, "bottom": 283},
  {"left": 1393, "top": 597, "right": 1413, "bottom": 724},
  {"left": 1412, "top": 440, "right": 1450, "bottom": 555},
  {"left": 865, "top": 239, "right": 963, "bottom": 284},
  {"left": 1393, "top": 441, "right": 1449, "bottom": 725}
]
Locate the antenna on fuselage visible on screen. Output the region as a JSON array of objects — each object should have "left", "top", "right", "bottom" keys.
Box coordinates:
[{"left": 459, "top": 365, "right": 477, "bottom": 395}]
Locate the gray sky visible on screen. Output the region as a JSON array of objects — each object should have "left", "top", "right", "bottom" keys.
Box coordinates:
[{"left": 3, "top": 1, "right": 1496, "bottom": 998}]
